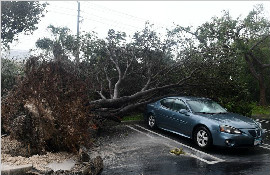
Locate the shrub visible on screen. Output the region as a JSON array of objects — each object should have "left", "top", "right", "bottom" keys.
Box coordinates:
[
  {"left": 1, "top": 58, "right": 24, "bottom": 97},
  {"left": 219, "top": 98, "right": 253, "bottom": 117}
]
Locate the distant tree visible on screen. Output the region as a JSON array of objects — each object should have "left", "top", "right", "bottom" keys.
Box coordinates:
[
  {"left": 36, "top": 25, "right": 78, "bottom": 61},
  {"left": 1, "top": 1, "right": 47, "bottom": 49}
]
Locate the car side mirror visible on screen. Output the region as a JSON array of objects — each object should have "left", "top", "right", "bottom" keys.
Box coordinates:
[{"left": 179, "top": 109, "right": 189, "bottom": 115}]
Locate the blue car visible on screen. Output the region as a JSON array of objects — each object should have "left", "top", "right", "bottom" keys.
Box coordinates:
[{"left": 145, "top": 96, "right": 264, "bottom": 148}]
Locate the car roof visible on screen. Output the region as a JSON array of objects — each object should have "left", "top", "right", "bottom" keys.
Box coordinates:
[{"left": 163, "top": 96, "right": 211, "bottom": 101}]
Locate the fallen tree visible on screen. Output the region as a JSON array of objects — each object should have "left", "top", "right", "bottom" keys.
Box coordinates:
[
  {"left": 1, "top": 53, "right": 200, "bottom": 155},
  {"left": 2, "top": 21, "right": 248, "bottom": 155}
]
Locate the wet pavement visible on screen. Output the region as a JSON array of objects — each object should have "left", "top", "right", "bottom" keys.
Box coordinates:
[{"left": 93, "top": 119, "right": 270, "bottom": 175}]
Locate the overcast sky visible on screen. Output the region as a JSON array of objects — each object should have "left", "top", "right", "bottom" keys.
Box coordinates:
[{"left": 7, "top": 1, "right": 270, "bottom": 55}]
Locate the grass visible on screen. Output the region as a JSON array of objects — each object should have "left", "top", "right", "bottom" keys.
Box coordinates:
[
  {"left": 251, "top": 104, "right": 270, "bottom": 116},
  {"left": 122, "top": 113, "right": 144, "bottom": 121},
  {"left": 250, "top": 103, "right": 270, "bottom": 119}
]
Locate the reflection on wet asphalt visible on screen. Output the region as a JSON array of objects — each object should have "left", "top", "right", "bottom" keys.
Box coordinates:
[{"left": 96, "top": 121, "right": 270, "bottom": 175}]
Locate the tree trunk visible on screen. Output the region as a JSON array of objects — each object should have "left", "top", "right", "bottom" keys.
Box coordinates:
[
  {"left": 258, "top": 74, "right": 267, "bottom": 106},
  {"left": 244, "top": 54, "right": 268, "bottom": 106},
  {"left": 113, "top": 80, "right": 121, "bottom": 99}
]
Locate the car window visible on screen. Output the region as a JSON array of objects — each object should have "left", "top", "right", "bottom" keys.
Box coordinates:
[
  {"left": 172, "top": 99, "right": 188, "bottom": 111},
  {"left": 160, "top": 98, "right": 174, "bottom": 109},
  {"left": 186, "top": 99, "right": 227, "bottom": 114}
]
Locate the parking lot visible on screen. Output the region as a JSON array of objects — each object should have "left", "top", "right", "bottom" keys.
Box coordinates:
[{"left": 91, "top": 119, "right": 270, "bottom": 175}]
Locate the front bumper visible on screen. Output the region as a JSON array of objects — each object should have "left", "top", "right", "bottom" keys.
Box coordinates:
[{"left": 212, "top": 128, "right": 264, "bottom": 147}]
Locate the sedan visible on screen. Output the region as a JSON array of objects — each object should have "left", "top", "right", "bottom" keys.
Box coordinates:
[{"left": 145, "top": 96, "right": 264, "bottom": 148}]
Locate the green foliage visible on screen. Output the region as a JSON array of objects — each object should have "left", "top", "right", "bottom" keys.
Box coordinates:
[
  {"left": 219, "top": 97, "right": 253, "bottom": 117},
  {"left": 122, "top": 113, "right": 144, "bottom": 121},
  {"left": 251, "top": 103, "right": 270, "bottom": 115},
  {"left": 35, "top": 38, "right": 54, "bottom": 50},
  {"left": 1, "top": 1, "right": 48, "bottom": 49},
  {"left": 1, "top": 58, "right": 24, "bottom": 97},
  {"left": 175, "top": 4, "right": 270, "bottom": 106},
  {"left": 36, "top": 25, "right": 79, "bottom": 60}
]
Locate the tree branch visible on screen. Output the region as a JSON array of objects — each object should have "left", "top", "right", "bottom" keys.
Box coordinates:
[
  {"left": 90, "top": 67, "right": 200, "bottom": 108},
  {"left": 244, "top": 54, "right": 259, "bottom": 80},
  {"left": 247, "top": 35, "right": 270, "bottom": 69},
  {"left": 104, "top": 67, "right": 113, "bottom": 99},
  {"left": 97, "top": 90, "right": 106, "bottom": 100},
  {"left": 141, "top": 65, "right": 152, "bottom": 91},
  {"left": 108, "top": 51, "right": 122, "bottom": 99},
  {"left": 122, "top": 57, "right": 133, "bottom": 79},
  {"left": 249, "top": 35, "right": 269, "bottom": 51}
]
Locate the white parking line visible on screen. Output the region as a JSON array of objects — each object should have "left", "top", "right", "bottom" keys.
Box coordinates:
[
  {"left": 259, "top": 145, "right": 270, "bottom": 150},
  {"left": 256, "top": 119, "right": 270, "bottom": 124},
  {"left": 127, "top": 125, "right": 225, "bottom": 165},
  {"left": 264, "top": 129, "right": 269, "bottom": 133}
]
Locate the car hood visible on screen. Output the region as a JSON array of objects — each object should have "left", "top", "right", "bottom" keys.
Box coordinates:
[{"left": 198, "top": 113, "right": 258, "bottom": 129}]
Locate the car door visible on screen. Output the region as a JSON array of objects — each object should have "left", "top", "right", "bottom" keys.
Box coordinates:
[
  {"left": 155, "top": 98, "right": 175, "bottom": 129},
  {"left": 170, "top": 99, "right": 191, "bottom": 136}
]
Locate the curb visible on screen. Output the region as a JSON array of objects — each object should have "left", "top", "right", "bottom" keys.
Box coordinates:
[
  {"left": 1, "top": 164, "right": 33, "bottom": 175},
  {"left": 251, "top": 115, "right": 270, "bottom": 120},
  {"left": 121, "top": 120, "right": 144, "bottom": 124}
]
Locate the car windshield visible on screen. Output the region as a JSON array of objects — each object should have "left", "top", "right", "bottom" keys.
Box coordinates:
[{"left": 186, "top": 99, "right": 227, "bottom": 114}]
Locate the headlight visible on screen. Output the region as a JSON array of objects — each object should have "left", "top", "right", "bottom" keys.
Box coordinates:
[{"left": 220, "top": 125, "right": 241, "bottom": 134}]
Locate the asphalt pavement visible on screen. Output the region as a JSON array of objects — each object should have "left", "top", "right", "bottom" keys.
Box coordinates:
[{"left": 92, "top": 119, "right": 270, "bottom": 175}]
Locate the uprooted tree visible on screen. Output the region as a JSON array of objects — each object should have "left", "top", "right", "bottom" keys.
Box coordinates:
[{"left": 2, "top": 23, "right": 203, "bottom": 155}]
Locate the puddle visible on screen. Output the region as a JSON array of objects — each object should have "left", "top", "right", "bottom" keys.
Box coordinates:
[{"left": 46, "top": 159, "right": 75, "bottom": 171}]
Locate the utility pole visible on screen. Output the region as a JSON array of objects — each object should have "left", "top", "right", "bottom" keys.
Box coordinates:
[{"left": 76, "top": 1, "right": 80, "bottom": 63}]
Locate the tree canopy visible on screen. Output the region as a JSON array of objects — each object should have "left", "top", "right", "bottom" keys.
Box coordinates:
[
  {"left": 1, "top": 1, "right": 47, "bottom": 49},
  {"left": 173, "top": 4, "right": 270, "bottom": 106}
]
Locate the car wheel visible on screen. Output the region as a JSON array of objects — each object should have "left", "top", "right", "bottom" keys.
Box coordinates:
[
  {"left": 148, "top": 114, "right": 157, "bottom": 129},
  {"left": 194, "top": 126, "right": 212, "bottom": 149}
]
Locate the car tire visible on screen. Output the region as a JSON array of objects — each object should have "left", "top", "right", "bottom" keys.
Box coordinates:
[
  {"left": 148, "top": 114, "right": 157, "bottom": 129},
  {"left": 194, "top": 126, "right": 212, "bottom": 149}
]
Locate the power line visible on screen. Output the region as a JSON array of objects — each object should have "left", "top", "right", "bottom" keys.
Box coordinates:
[
  {"left": 80, "top": 10, "right": 141, "bottom": 30},
  {"left": 46, "top": 2, "right": 168, "bottom": 38},
  {"left": 48, "top": 2, "right": 168, "bottom": 32},
  {"left": 44, "top": 9, "right": 137, "bottom": 34},
  {"left": 49, "top": 5, "right": 77, "bottom": 12},
  {"left": 76, "top": 1, "right": 80, "bottom": 63},
  {"left": 47, "top": 10, "right": 77, "bottom": 17},
  {"left": 81, "top": 16, "right": 139, "bottom": 33},
  {"left": 82, "top": 1, "right": 168, "bottom": 28},
  {"left": 48, "top": 7, "right": 141, "bottom": 31},
  {"left": 77, "top": 1, "right": 80, "bottom": 37},
  {"left": 83, "top": 1, "right": 147, "bottom": 23}
]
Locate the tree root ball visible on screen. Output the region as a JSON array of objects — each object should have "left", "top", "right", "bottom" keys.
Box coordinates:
[{"left": 1, "top": 57, "right": 101, "bottom": 155}]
